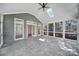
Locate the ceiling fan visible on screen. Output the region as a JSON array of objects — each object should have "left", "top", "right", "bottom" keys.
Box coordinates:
[{"left": 38, "top": 3, "right": 50, "bottom": 11}]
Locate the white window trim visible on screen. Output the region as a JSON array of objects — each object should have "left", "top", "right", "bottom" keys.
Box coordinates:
[
  {"left": 14, "top": 18, "right": 24, "bottom": 41},
  {"left": 0, "top": 15, "right": 3, "bottom": 48},
  {"left": 37, "top": 25, "right": 42, "bottom": 36}
]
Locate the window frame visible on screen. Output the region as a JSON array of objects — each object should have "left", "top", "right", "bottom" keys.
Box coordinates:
[{"left": 14, "top": 18, "right": 24, "bottom": 40}]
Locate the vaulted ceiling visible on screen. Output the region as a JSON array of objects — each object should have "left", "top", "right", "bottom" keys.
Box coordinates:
[{"left": 0, "top": 3, "right": 78, "bottom": 24}]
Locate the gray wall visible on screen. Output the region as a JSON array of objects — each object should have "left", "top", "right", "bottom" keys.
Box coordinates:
[{"left": 3, "top": 13, "right": 42, "bottom": 45}]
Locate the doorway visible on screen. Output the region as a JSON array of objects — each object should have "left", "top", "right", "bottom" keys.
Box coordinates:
[
  {"left": 26, "top": 21, "right": 37, "bottom": 39},
  {"left": 28, "top": 25, "right": 32, "bottom": 38}
]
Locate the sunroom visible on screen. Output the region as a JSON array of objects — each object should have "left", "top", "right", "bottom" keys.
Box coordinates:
[{"left": 0, "top": 3, "right": 79, "bottom": 56}]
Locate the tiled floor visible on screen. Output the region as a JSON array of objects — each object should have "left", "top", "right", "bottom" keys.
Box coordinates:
[{"left": 0, "top": 36, "right": 79, "bottom": 56}]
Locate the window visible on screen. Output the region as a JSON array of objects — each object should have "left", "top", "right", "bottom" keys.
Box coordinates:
[
  {"left": 65, "top": 19, "right": 77, "bottom": 40},
  {"left": 32, "top": 25, "right": 35, "bottom": 35},
  {"left": 47, "top": 8, "right": 54, "bottom": 18},
  {"left": 38, "top": 25, "right": 41, "bottom": 35},
  {"left": 48, "top": 23, "right": 53, "bottom": 36},
  {"left": 14, "top": 18, "right": 24, "bottom": 40},
  {"left": 55, "top": 22, "right": 63, "bottom": 38},
  {"left": 44, "top": 25, "right": 47, "bottom": 35}
]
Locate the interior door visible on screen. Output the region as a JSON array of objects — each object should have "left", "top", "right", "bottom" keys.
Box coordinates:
[
  {"left": 0, "top": 15, "right": 3, "bottom": 47},
  {"left": 28, "top": 25, "right": 32, "bottom": 37}
]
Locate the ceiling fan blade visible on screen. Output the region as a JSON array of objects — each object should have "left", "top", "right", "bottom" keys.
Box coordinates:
[
  {"left": 45, "top": 7, "right": 50, "bottom": 8},
  {"left": 38, "top": 3, "right": 43, "bottom": 6},
  {"left": 44, "top": 3, "right": 48, "bottom": 6},
  {"left": 38, "top": 7, "right": 42, "bottom": 10}
]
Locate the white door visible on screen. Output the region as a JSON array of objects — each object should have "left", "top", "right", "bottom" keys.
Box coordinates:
[{"left": 0, "top": 15, "right": 3, "bottom": 48}]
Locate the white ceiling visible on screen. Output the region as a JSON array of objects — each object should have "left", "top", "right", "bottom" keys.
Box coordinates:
[{"left": 0, "top": 3, "right": 78, "bottom": 24}]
